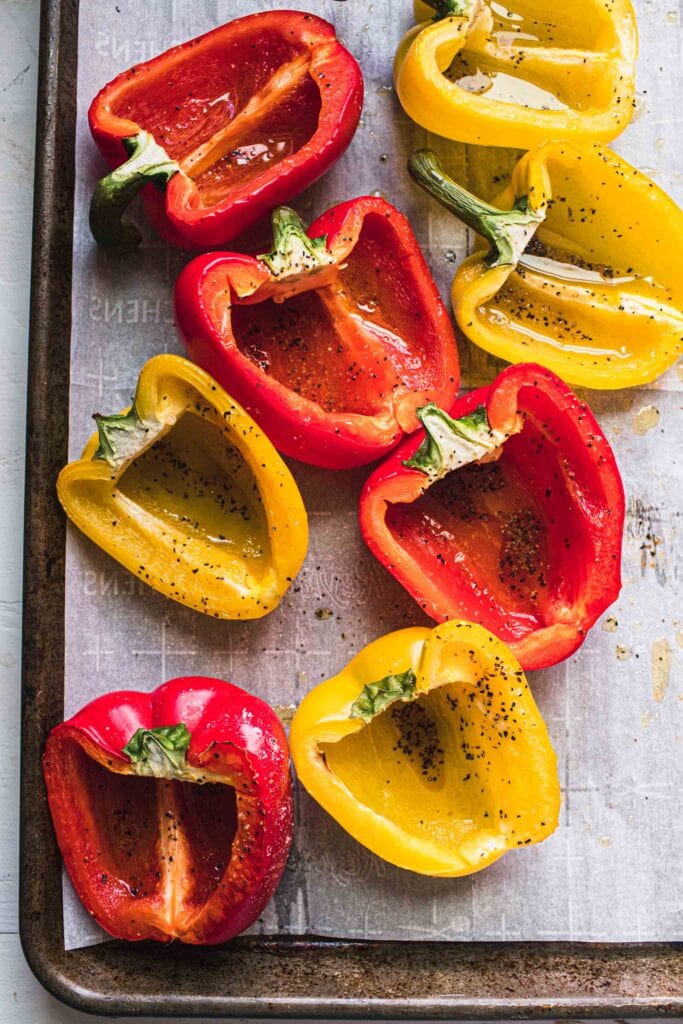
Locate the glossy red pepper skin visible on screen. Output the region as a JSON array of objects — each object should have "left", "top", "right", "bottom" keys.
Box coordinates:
[
  {"left": 175, "top": 197, "right": 460, "bottom": 468},
  {"left": 42, "top": 677, "right": 292, "bottom": 945},
  {"left": 360, "top": 364, "right": 625, "bottom": 671},
  {"left": 89, "top": 11, "right": 363, "bottom": 249}
]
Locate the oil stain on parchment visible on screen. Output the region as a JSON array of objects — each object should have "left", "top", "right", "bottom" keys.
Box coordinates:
[
  {"left": 650, "top": 637, "right": 672, "bottom": 702},
  {"left": 632, "top": 405, "right": 660, "bottom": 436}
]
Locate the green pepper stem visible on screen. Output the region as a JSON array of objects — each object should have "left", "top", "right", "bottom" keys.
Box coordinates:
[
  {"left": 89, "top": 130, "right": 180, "bottom": 252},
  {"left": 258, "top": 206, "right": 335, "bottom": 279},
  {"left": 421, "top": 0, "right": 471, "bottom": 18},
  {"left": 93, "top": 399, "right": 161, "bottom": 470},
  {"left": 350, "top": 669, "right": 417, "bottom": 722},
  {"left": 408, "top": 149, "right": 544, "bottom": 268},
  {"left": 403, "top": 403, "right": 510, "bottom": 483},
  {"left": 123, "top": 723, "right": 192, "bottom": 779}
]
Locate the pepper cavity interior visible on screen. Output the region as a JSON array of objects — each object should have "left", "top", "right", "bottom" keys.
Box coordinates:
[
  {"left": 442, "top": 0, "right": 617, "bottom": 111},
  {"left": 322, "top": 679, "right": 528, "bottom": 859},
  {"left": 176, "top": 198, "right": 459, "bottom": 468},
  {"left": 386, "top": 391, "right": 593, "bottom": 645},
  {"left": 117, "top": 411, "right": 271, "bottom": 579},
  {"left": 109, "top": 27, "right": 322, "bottom": 207},
  {"left": 396, "top": 0, "right": 637, "bottom": 149},
  {"left": 56, "top": 355, "right": 308, "bottom": 621},
  {"left": 482, "top": 149, "right": 683, "bottom": 372},
  {"left": 290, "top": 621, "right": 560, "bottom": 876},
  {"left": 43, "top": 676, "right": 293, "bottom": 944},
  {"left": 386, "top": 455, "right": 554, "bottom": 644},
  {"left": 65, "top": 740, "right": 239, "bottom": 936},
  {"left": 323, "top": 665, "right": 554, "bottom": 863},
  {"left": 360, "top": 364, "right": 624, "bottom": 670},
  {"left": 218, "top": 210, "right": 449, "bottom": 418}
]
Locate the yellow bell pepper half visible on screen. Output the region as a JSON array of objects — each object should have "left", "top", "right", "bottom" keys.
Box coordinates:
[
  {"left": 290, "top": 621, "right": 560, "bottom": 877},
  {"left": 57, "top": 354, "right": 308, "bottom": 619},
  {"left": 395, "top": 0, "right": 637, "bottom": 150},
  {"left": 409, "top": 146, "right": 683, "bottom": 389}
]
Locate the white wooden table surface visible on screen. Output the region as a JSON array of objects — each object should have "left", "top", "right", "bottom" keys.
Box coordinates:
[{"left": 0, "top": 0, "right": 673, "bottom": 1020}]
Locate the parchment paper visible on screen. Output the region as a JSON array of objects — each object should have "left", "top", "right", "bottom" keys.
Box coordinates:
[{"left": 64, "top": 0, "right": 683, "bottom": 949}]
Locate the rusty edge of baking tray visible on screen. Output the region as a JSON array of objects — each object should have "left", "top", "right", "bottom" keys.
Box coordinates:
[{"left": 18, "top": 0, "right": 682, "bottom": 1017}]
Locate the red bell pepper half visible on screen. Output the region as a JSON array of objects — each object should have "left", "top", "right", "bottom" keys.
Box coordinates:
[
  {"left": 88, "top": 11, "right": 363, "bottom": 251},
  {"left": 360, "top": 364, "right": 625, "bottom": 671},
  {"left": 42, "top": 677, "right": 292, "bottom": 944},
  {"left": 175, "top": 199, "right": 460, "bottom": 468}
]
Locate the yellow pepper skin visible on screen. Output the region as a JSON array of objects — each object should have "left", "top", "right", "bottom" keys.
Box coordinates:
[
  {"left": 290, "top": 621, "right": 560, "bottom": 877},
  {"left": 395, "top": 0, "right": 637, "bottom": 149},
  {"left": 409, "top": 147, "right": 683, "bottom": 389},
  {"left": 57, "top": 354, "right": 308, "bottom": 620}
]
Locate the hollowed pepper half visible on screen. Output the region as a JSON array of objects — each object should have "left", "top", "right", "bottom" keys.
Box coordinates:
[
  {"left": 57, "top": 354, "right": 307, "bottom": 620},
  {"left": 290, "top": 621, "right": 560, "bottom": 876},
  {"left": 395, "top": 0, "right": 637, "bottom": 149},
  {"left": 88, "top": 11, "right": 363, "bottom": 251},
  {"left": 409, "top": 147, "right": 683, "bottom": 389},
  {"left": 43, "top": 676, "right": 293, "bottom": 943},
  {"left": 175, "top": 199, "right": 460, "bottom": 469},
  {"left": 360, "top": 364, "right": 624, "bottom": 671}
]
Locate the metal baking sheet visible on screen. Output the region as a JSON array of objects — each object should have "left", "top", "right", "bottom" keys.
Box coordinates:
[
  {"left": 19, "top": 0, "right": 683, "bottom": 1016},
  {"left": 64, "top": 0, "right": 683, "bottom": 950}
]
